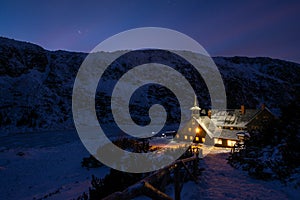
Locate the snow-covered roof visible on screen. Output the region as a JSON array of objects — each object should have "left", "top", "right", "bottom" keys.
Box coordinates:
[
  {"left": 194, "top": 116, "right": 219, "bottom": 139},
  {"left": 180, "top": 106, "right": 273, "bottom": 141},
  {"left": 217, "top": 129, "right": 240, "bottom": 140},
  {"left": 190, "top": 106, "right": 201, "bottom": 110},
  {"left": 210, "top": 109, "right": 261, "bottom": 127}
]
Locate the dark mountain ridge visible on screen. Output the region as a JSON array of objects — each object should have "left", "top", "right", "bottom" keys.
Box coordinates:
[{"left": 0, "top": 37, "right": 299, "bottom": 135}]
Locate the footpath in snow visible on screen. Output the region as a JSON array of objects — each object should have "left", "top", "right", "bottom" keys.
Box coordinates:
[
  {"left": 180, "top": 148, "right": 299, "bottom": 200},
  {"left": 1, "top": 132, "right": 299, "bottom": 200}
]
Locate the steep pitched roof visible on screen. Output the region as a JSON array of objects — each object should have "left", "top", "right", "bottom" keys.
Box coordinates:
[
  {"left": 217, "top": 129, "right": 240, "bottom": 140},
  {"left": 194, "top": 116, "right": 219, "bottom": 139},
  {"left": 244, "top": 107, "right": 274, "bottom": 126},
  {"left": 210, "top": 109, "right": 261, "bottom": 127},
  {"left": 179, "top": 107, "right": 272, "bottom": 142}
]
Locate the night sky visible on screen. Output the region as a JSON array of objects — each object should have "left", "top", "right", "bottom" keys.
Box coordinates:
[{"left": 1, "top": 0, "right": 299, "bottom": 63}]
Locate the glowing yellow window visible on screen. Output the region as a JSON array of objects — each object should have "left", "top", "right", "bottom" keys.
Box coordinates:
[
  {"left": 195, "top": 137, "right": 199, "bottom": 142},
  {"left": 184, "top": 135, "right": 188, "bottom": 140},
  {"left": 188, "top": 128, "right": 192, "bottom": 132},
  {"left": 195, "top": 127, "right": 200, "bottom": 133},
  {"left": 227, "top": 140, "right": 236, "bottom": 147},
  {"left": 190, "top": 136, "right": 193, "bottom": 140},
  {"left": 202, "top": 137, "right": 205, "bottom": 143},
  {"left": 230, "top": 127, "right": 234, "bottom": 130},
  {"left": 214, "top": 138, "right": 222, "bottom": 145}
]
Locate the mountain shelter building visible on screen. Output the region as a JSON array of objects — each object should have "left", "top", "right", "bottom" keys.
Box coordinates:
[{"left": 176, "top": 97, "right": 274, "bottom": 147}]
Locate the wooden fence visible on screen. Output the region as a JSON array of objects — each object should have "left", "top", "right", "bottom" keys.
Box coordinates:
[{"left": 103, "top": 152, "right": 200, "bottom": 200}]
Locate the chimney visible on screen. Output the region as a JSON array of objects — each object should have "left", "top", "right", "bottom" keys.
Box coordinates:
[
  {"left": 207, "top": 110, "right": 211, "bottom": 118},
  {"left": 241, "top": 105, "right": 245, "bottom": 115},
  {"left": 261, "top": 103, "right": 265, "bottom": 110}
]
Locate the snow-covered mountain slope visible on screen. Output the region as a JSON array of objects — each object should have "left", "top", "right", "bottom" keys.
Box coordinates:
[
  {"left": 0, "top": 37, "right": 299, "bottom": 135},
  {"left": 0, "top": 37, "right": 86, "bottom": 134}
]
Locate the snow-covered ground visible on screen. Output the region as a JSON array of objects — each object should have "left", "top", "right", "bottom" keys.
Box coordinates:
[
  {"left": 179, "top": 148, "right": 299, "bottom": 200},
  {"left": 135, "top": 147, "right": 300, "bottom": 200},
  {"left": 0, "top": 130, "right": 110, "bottom": 200},
  {"left": 1, "top": 132, "right": 299, "bottom": 200}
]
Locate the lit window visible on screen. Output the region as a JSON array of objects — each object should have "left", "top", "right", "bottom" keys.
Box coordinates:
[
  {"left": 202, "top": 137, "right": 205, "bottom": 143},
  {"left": 190, "top": 136, "right": 193, "bottom": 140},
  {"left": 214, "top": 138, "right": 222, "bottom": 145},
  {"left": 195, "top": 137, "right": 199, "bottom": 141},
  {"left": 195, "top": 127, "right": 200, "bottom": 133},
  {"left": 184, "top": 135, "right": 188, "bottom": 140},
  {"left": 230, "top": 127, "right": 234, "bottom": 130},
  {"left": 227, "top": 140, "right": 236, "bottom": 147},
  {"left": 188, "top": 128, "right": 192, "bottom": 132},
  {"left": 176, "top": 134, "right": 179, "bottom": 138}
]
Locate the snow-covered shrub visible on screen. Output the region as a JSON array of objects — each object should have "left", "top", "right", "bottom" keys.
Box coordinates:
[
  {"left": 81, "top": 155, "right": 103, "bottom": 169},
  {"left": 86, "top": 171, "right": 147, "bottom": 199},
  {"left": 228, "top": 101, "right": 300, "bottom": 183}
]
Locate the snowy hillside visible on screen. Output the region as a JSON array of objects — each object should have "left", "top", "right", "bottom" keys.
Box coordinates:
[{"left": 0, "top": 37, "right": 299, "bottom": 135}]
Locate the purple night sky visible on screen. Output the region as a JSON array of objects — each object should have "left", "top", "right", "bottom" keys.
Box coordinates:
[{"left": 0, "top": 0, "right": 299, "bottom": 63}]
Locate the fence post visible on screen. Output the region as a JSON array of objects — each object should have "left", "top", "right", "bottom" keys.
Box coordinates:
[
  {"left": 193, "top": 152, "right": 199, "bottom": 176},
  {"left": 174, "top": 163, "right": 181, "bottom": 200}
]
